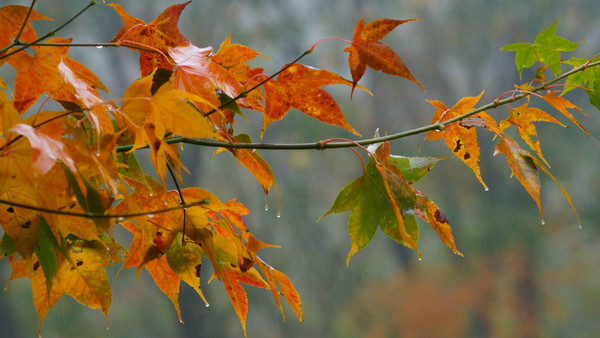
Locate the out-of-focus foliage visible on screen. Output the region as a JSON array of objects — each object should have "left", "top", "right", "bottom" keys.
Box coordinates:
[{"left": 1, "top": 0, "right": 599, "bottom": 337}]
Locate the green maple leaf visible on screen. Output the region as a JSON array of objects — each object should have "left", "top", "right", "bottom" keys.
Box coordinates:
[
  {"left": 500, "top": 20, "right": 580, "bottom": 78},
  {"left": 562, "top": 57, "right": 600, "bottom": 110},
  {"left": 320, "top": 142, "right": 458, "bottom": 263}
]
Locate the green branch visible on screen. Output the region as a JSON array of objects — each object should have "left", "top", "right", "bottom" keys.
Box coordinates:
[{"left": 116, "top": 59, "right": 600, "bottom": 153}]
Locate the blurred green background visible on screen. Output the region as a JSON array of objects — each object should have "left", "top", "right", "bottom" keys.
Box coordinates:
[{"left": 2, "top": 0, "right": 600, "bottom": 337}]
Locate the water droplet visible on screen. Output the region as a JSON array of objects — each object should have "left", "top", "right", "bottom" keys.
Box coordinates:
[
  {"left": 541, "top": 220, "right": 545, "bottom": 225},
  {"left": 264, "top": 200, "right": 269, "bottom": 211},
  {"left": 95, "top": 151, "right": 101, "bottom": 157},
  {"left": 118, "top": 216, "right": 125, "bottom": 221},
  {"left": 276, "top": 211, "right": 281, "bottom": 218},
  {"left": 418, "top": 257, "right": 422, "bottom": 261},
  {"left": 163, "top": 201, "right": 169, "bottom": 206},
  {"left": 96, "top": 45, "right": 103, "bottom": 49},
  {"left": 148, "top": 213, "right": 155, "bottom": 218},
  {"left": 484, "top": 187, "right": 489, "bottom": 192},
  {"left": 205, "top": 303, "right": 210, "bottom": 307},
  {"left": 149, "top": 193, "right": 154, "bottom": 197}
]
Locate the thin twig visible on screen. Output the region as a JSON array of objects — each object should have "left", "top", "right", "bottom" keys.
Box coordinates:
[
  {"left": 0, "top": 1, "right": 96, "bottom": 61},
  {"left": 13, "top": 0, "right": 37, "bottom": 43},
  {"left": 166, "top": 163, "right": 187, "bottom": 244},
  {"left": 12, "top": 41, "right": 159, "bottom": 54},
  {"left": 0, "top": 198, "right": 207, "bottom": 219},
  {"left": 202, "top": 49, "right": 312, "bottom": 118}
]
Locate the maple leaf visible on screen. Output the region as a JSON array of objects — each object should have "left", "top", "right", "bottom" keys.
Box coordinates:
[
  {"left": 500, "top": 20, "right": 579, "bottom": 78},
  {"left": 499, "top": 102, "right": 565, "bottom": 166},
  {"left": 165, "top": 233, "right": 209, "bottom": 307},
  {"left": 262, "top": 63, "right": 365, "bottom": 137},
  {"left": 57, "top": 59, "right": 113, "bottom": 134},
  {"left": 8, "top": 254, "right": 62, "bottom": 331},
  {"left": 0, "top": 5, "right": 52, "bottom": 57},
  {"left": 255, "top": 259, "right": 303, "bottom": 322},
  {"left": 216, "top": 133, "right": 277, "bottom": 196},
  {"left": 494, "top": 138, "right": 543, "bottom": 221},
  {"left": 321, "top": 141, "right": 458, "bottom": 262},
  {"left": 212, "top": 34, "right": 268, "bottom": 111},
  {"left": 146, "top": 255, "right": 184, "bottom": 322},
  {"left": 7, "top": 37, "right": 108, "bottom": 113},
  {"left": 10, "top": 123, "right": 76, "bottom": 175},
  {"left": 543, "top": 90, "right": 597, "bottom": 142},
  {"left": 563, "top": 57, "right": 600, "bottom": 110},
  {"left": 344, "top": 18, "right": 424, "bottom": 97},
  {"left": 8, "top": 235, "right": 124, "bottom": 330},
  {"left": 169, "top": 43, "right": 245, "bottom": 124},
  {"left": 425, "top": 92, "right": 496, "bottom": 189},
  {"left": 0, "top": 88, "right": 22, "bottom": 144},
  {"left": 109, "top": 2, "right": 191, "bottom": 76},
  {"left": 118, "top": 71, "right": 219, "bottom": 184}
]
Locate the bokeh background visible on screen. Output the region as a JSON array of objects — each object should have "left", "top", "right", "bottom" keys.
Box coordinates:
[{"left": 1, "top": 0, "right": 600, "bottom": 337}]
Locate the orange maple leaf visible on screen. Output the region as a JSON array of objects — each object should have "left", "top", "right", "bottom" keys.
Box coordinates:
[
  {"left": 543, "top": 91, "right": 597, "bottom": 143},
  {"left": 262, "top": 63, "right": 363, "bottom": 137},
  {"left": 499, "top": 102, "right": 565, "bottom": 166},
  {"left": 344, "top": 18, "right": 424, "bottom": 98},
  {"left": 169, "top": 43, "right": 245, "bottom": 124},
  {"left": 425, "top": 92, "right": 492, "bottom": 189},
  {"left": 109, "top": 2, "right": 191, "bottom": 76},
  {"left": 215, "top": 133, "right": 277, "bottom": 196},
  {"left": 0, "top": 5, "right": 52, "bottom": 58},
  {"left": 494, "top": 138, "right": 543, "bottom": 221},
  {"left": 7, "top": 37, "right": 108, "bottom": 113}
]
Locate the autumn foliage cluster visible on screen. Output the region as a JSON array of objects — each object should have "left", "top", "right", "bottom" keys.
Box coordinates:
[{"left": 0, "top": 1, "right": 598, "bottom": 336}]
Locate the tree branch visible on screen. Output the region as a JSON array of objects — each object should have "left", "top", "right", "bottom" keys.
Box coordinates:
[
  {"left": 0, "top": 197, "right": 207, "bottom": 219},
  {"left": 116, "top": 59, "right": 600, "bottom": 153}
]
